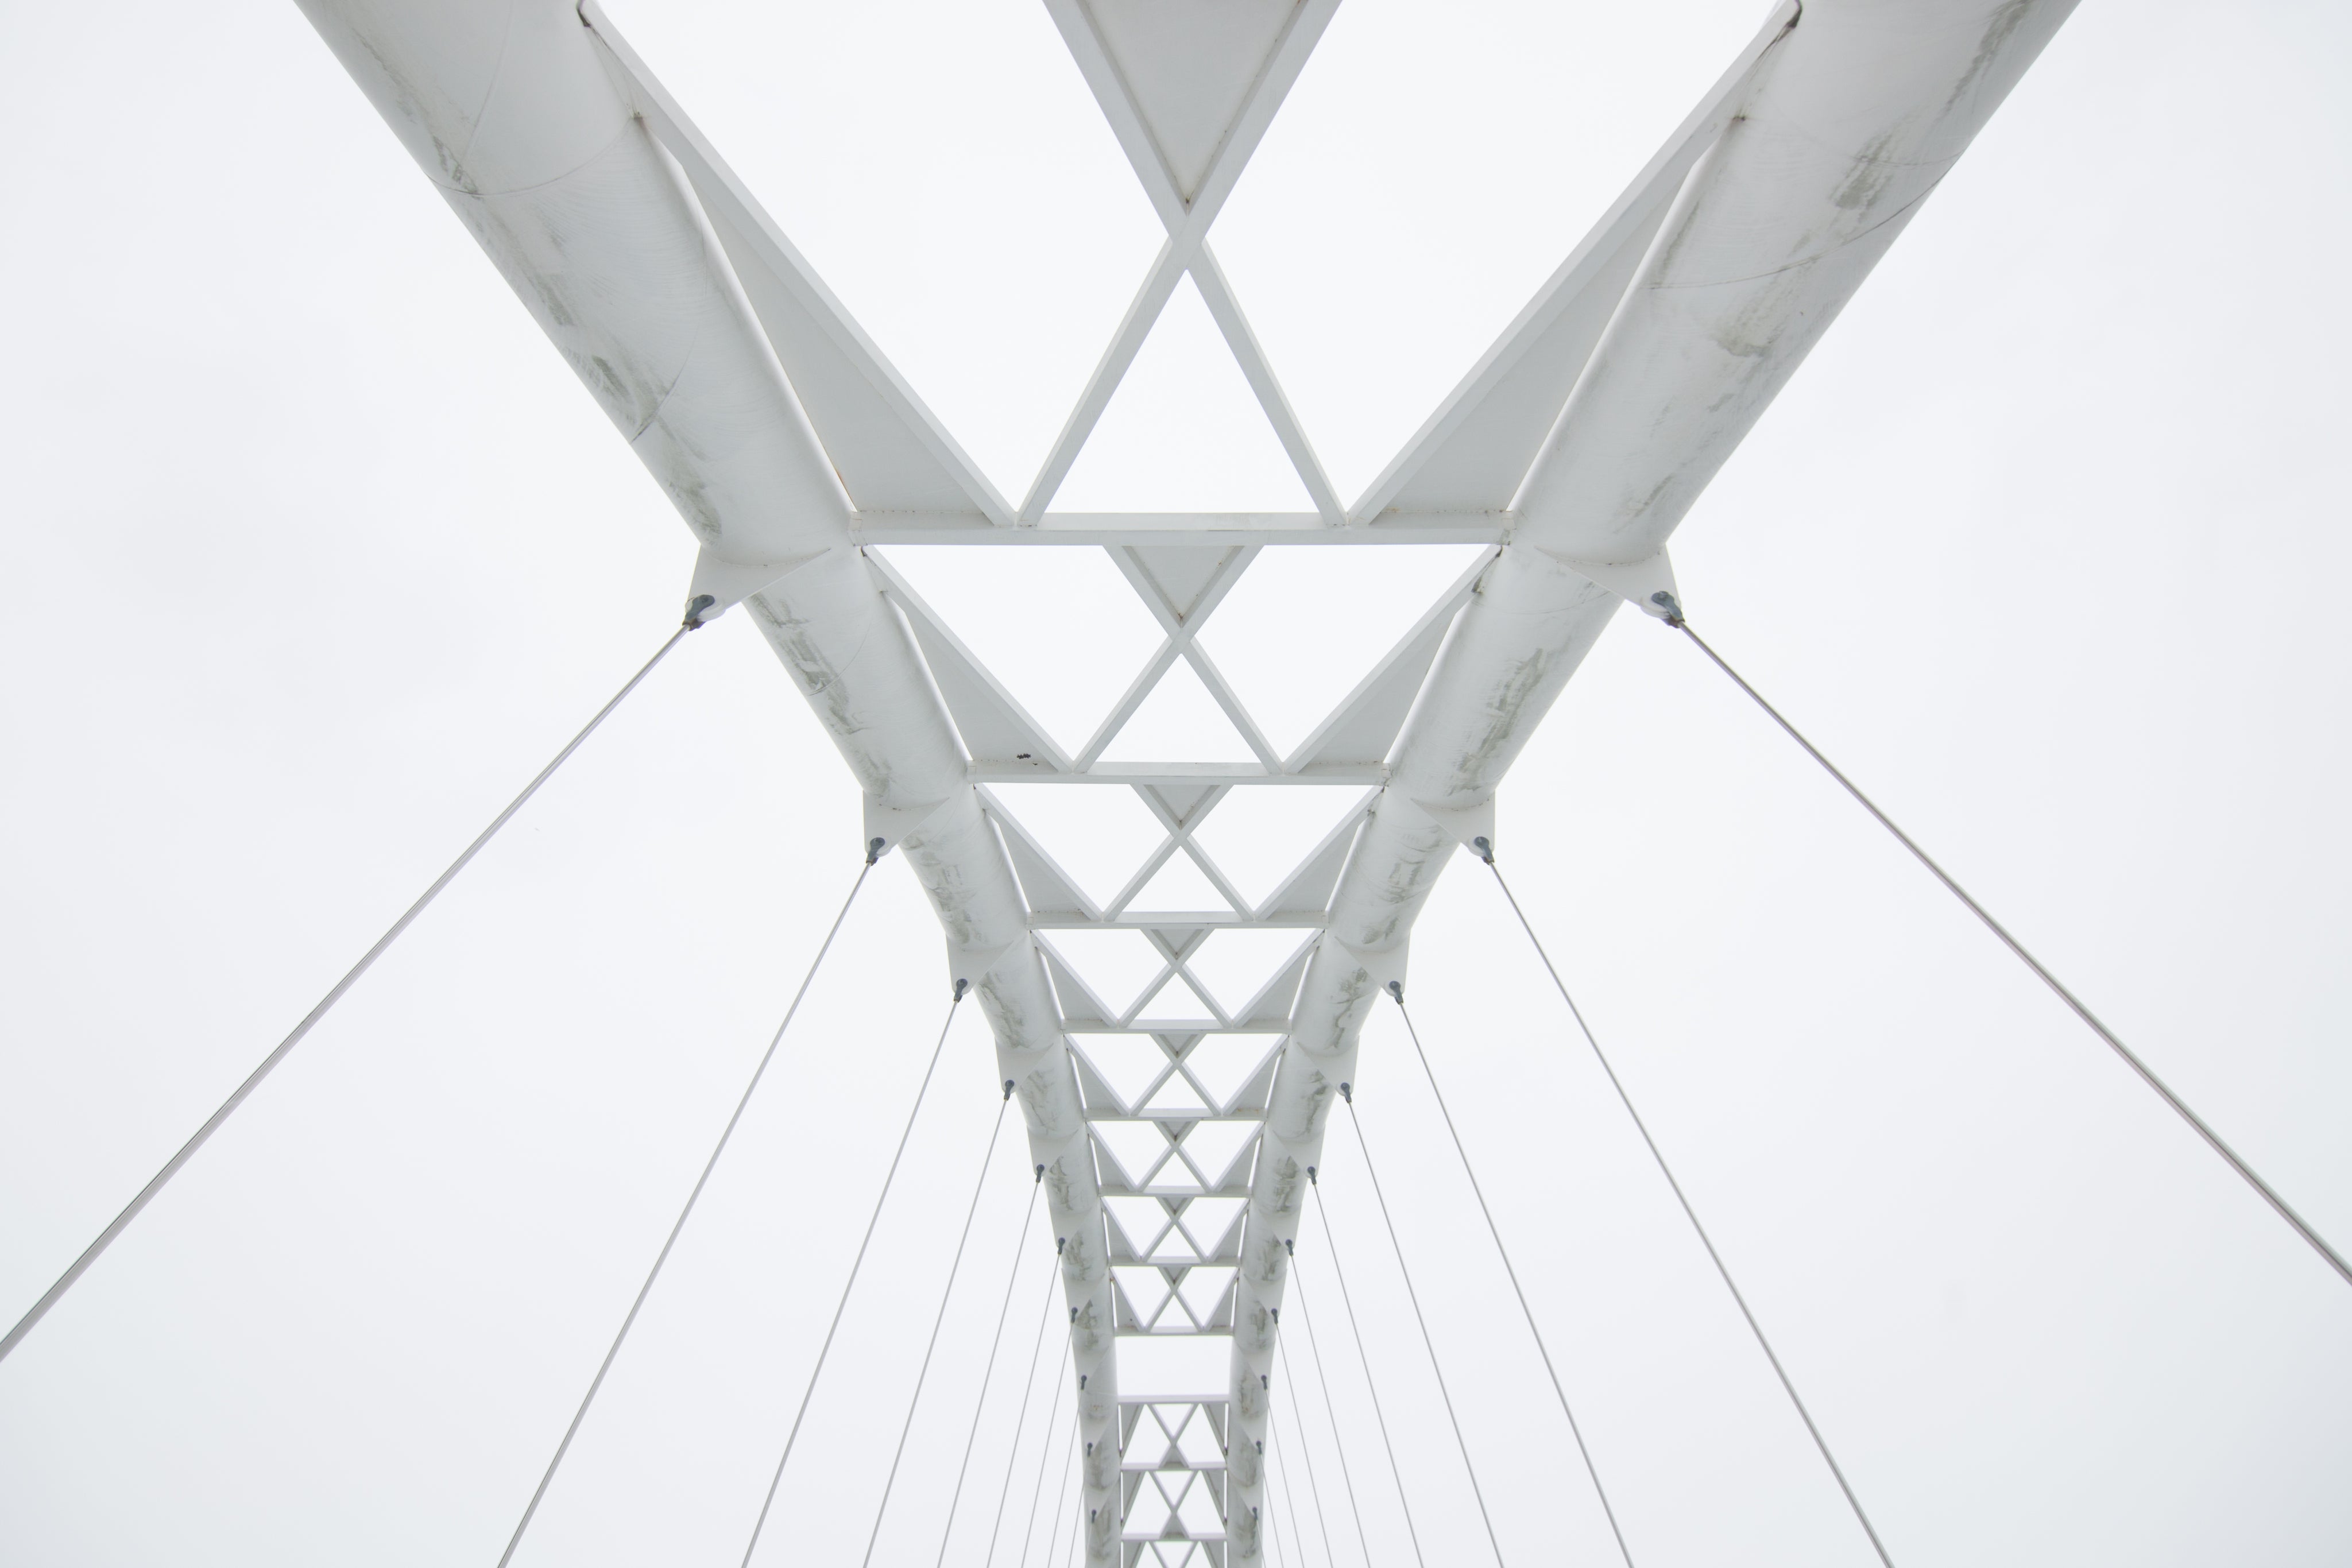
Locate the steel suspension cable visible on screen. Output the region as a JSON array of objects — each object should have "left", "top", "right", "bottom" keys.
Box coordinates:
[
  {"left": 496, "top": 851, "right": 875, "bottom": 1567},
  {"left": 1651, "top": 597, "right": 2352, "bottom": 1291},
  {"left": 860, "top": 1082, "right": 1018, "bottom": 1568},
  {"left": 1303, "top": 1174, "right": 1425, "bottom": 1568},
  {"left": 737, "top": 981, "right": 970, "bottom": 1568},
  {"left": 1271, "top": 1391, "right": 1334, "bottom": 1568},
  {"left": 1386, "top": 985, "right": 1635, "bottom": 1568},
  {"left": 1043, "top": 1404, "right": 1084, "bottom": 1568},
  {"left": 1265, "top": 1404, "right": 1307, "bottom": 1568},
  {"left": 1337, "top": 1091, "right": 1507, "bottom": 1568},
  {"left": 1, "top": 613, "right": 707, "bottom": 1366},
  {"left": 1283, "top": 1264, "right": 1371, "bottom": 1568},
  {"left": 1020, "top": 1354, "right": 1078, "bottom": 1568},
  {"left": 1482, "top": 853, "right": 1896, "bottom": 1568},
  {"left": 984, "top": 1253, "right": 1065, "bottom": 1567},
  {"left": 1272, "top": 1337, "right": 1337, "bottom": 1568},
  {"left": 933, "top": 1170, "right": 1046, "bottom": 1568}
]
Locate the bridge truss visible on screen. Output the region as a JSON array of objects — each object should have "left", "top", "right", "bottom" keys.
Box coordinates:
[{"left": 288, "top": 1, "right": 2081, "bottom": 1562}]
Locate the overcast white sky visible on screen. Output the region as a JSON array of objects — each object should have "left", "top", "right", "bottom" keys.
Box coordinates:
[{"left": 3, "top": 2, "right": 2350, "bottom": 1565}]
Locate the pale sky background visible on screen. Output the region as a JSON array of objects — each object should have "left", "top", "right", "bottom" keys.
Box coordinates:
[{"left": 3, "top": 2, "right": 2350, "bottom": 1565}]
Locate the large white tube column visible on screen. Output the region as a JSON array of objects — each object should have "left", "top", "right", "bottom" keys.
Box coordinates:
[
  {"left": 1221, "top": 1, "right": 2078, "bottom": 1549},
  {"left": 292, "top": 2, "right": 1117, "bottom": 1554}
]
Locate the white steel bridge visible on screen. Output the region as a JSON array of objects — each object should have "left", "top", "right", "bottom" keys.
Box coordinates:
[{"left": 18, "top": 2, "right": 2352, "bottom": 1566}]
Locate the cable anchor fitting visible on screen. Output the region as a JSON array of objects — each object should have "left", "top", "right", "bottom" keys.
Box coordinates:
[
  {"left": 682, "top": 593, "right": 717, "bottom": 629},
  {"left": 1003, "top": 1078, "right": 1015, "bottom": 1101},
  {"left": 865, "top": 835, "right": 885, "bottom": 865},
  {"left": 1385, "top": 979, "right": 1405, "bottom": 1005},
  {"left": 1339, "top": 1081, "right": 1353, "bottom": 1104},
  {"left": 952, "top": 977, "right": 969, "bottom": 1002},
  {"left": 1471, "top": 834, "right": 1494, "bottom": 865},
  {"left": 1649, "top": 590, "right": 1685, "bottom": 628}
]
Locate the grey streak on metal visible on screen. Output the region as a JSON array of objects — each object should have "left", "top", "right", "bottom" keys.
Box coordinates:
[
  {"left": 1672, "top": 617, "right": 2352, "bottom": 1292},
  {"left": 1336, "top": 1098, "right": 1507, "bottom": 1568},
  {"left": 496, "top": 856, "right": 873, "bottom": 1568},
  {"left": 0, "top": 621, "right": 695, "bottom": 1369},
  {"left": 1387, "top": 990, "right": 1634, "bottom": 1568},
  {"left": 1486, "top": 861, "right": 1897, "bottom": 1568},
  {"left": 739, "top": 988, "right": 968, "bottom": 1568}
]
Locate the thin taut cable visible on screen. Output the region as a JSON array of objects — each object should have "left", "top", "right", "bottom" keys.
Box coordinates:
[
  {"left": 1019, "top": 1342, "right": 1078, "bottom": 1568},
  {"left": 1265, "top": 1406, "right": 1307, "bottom": 1568},
  {"left": 738, "top": 981, "right": 970, "bottom": 1567},
  {"left": 859, "top": 1085, "right": 1017, "bottom": 1568},
  {"left": 497, "top": 853, "right": 875, "bottom": 1567},
  {"left": 1272, "top": 1338, "right": 1337, "bottom": 1568},
  {"left": 1284, "top": 1266, "right": 1371, "bottom": 1568},
  {"left": 1, "top": 614, "right": 707, "bottom": 1367},
  {"left": 1484, "top": 853, "right": 1896, "bottom": 1568},
  {"left": 1337, "top": 1090, "right": 1508, "bottom": 1568},
  {"left": 1303, "top": 1176, "right": 1425, "bottom": 1568},
  {"left": 931, "top": 1169, "right": 1044, "bottom": 1568},
  {"left": 1042, "top": 1403, "right": 1085, "bottom": 1568},
  {"left": 1271, "top": 1393, "right": 1334, "bottom": 1568},
  {"left": 1387, "top": 985, "right": 1635, "bottom": 1568},
  {"left": 983, "top": 1254, "right": 1064, "bottom": 1566},
  {"left": 1651, "top": 596, "right": 2352, "bottom": 1291}
]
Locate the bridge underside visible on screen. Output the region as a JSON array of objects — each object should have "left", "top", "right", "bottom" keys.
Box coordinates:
[{"left": 294, "top": 0, "right": 2079, "bottom": 1558}]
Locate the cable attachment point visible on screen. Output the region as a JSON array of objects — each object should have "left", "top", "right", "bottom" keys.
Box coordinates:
[
  {"left": 682, "top": 593, "right": 717, "bottom": 629},
  {"left": 865, "top": 835, "right": 885, "bottom": 865},
  {"left": 1339, "top": 1081, "right": 1353, "bottom": 1104},
  {"left": 1649, "top": 590, "right": 1685, "bottom": 628},
  {"left": 1003, "top": 1078, "right": 1015, "bottom": 1101},
  {"left": 1283, "top": 1237, "right": 1295, "bottom": 1255},
  {"left": 1385, "top": 979, "right": 1405, "bottom": 1005},
  {"left": 1035, "top": 1163, "right": 1046, "bottom": 1183},
  {"left": 952, "top": 977, "right": 970, "bottom": 1002},
  {"left": 1471, "top": 834, "right": 1494, "bottom": 865},
  {"left": 1306, "top": 1165, "right": 1317, "bottom": 1185},
  {"left": 1057, "top": 1236, "right": 1067, "bottom": 1255}
]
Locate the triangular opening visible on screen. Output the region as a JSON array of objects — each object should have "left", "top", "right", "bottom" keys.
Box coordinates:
[
  {"left": 1125, "top": 854, "right": 1236, "bottom": 916},
  {"left": 1115, "top": 1264, "right": 1176, "bottom": 1325},
  {"left": 1105, "top": 1195, "right": 1177, "bottom": 1257},
  {"left": 1177, "top": 1199, "right": 1246, "bottom": 1260},
  {"left": 613, "top": 1, "right": 1167, "bottom": 496},
  {"left": 1045, "top": 930, "right": 1174, "bottom": 1017},
  {"left": 1136, "top": 973, "right": 1220, "bottom": 1025},
  {"left": 1175, "top": 1410, "right": 1226, "bottom": 1467},
  {"left": 1073, "top": 1033, "right": 1178, "bottom": 1113},
  {"left": 1098, "top": 660, "right": 1260, "bottom": 765},
  {"left": 988, "top": 784, "right": 1168, "bottom": 909},
  {"left": 1197, "top": 545, "right": 1490, "bottom": 757},
  {"left": 1205, "top": 0, "right": 1767, "bottom": 502},
  {"left": 1190, "top": 787, "right": 1369, "bottom": 909},
  {"left": 1176, "top": 1477, "right": 1225, "bottom": 1536},
  {"left": 876, "top": 548, "right": 1165, "bottom": 756},
  {"left": 1142, "top": 1073, "right": 1214, "bottom": 1119},
  {"left": 1181, "top": 1037, "right": 1283, "bottom": 1112},
  {"left": 1183, "top": 930, "right": 1316, "bottom": 1016},
  {"left": 1177, "top": 1122, "right": 1260, "bottom": 1191},
  {"left": 1094, "top": 1120, "right": 1176, "bottom": 1188},
  {"left": 1054, "top": 274, "right": 1316, "bottom": 513}
]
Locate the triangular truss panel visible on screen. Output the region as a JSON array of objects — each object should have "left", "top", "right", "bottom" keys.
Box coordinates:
[{"left": 301, "top": 0, "right": 2087, "bottom": 1560}]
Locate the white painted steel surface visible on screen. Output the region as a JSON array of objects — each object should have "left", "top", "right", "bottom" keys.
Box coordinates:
[{"left": 293, "top": 2, "right": 2079, "bottom": 1561}]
